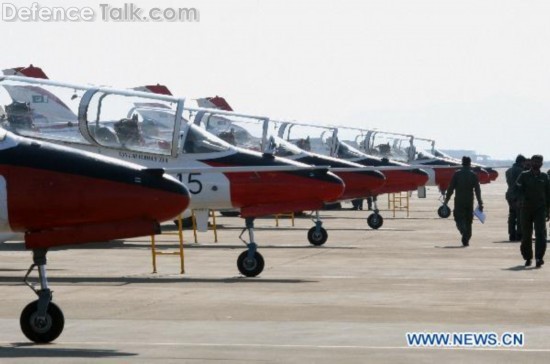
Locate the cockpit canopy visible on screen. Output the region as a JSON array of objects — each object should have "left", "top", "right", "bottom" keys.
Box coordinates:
[{"left": 0, "top": 77, "right": 184, "bottom": 157}]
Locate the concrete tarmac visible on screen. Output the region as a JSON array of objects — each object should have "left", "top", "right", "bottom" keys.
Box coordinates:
[{"left": 1, "top": 170, "right": 549, "bottom": 363}]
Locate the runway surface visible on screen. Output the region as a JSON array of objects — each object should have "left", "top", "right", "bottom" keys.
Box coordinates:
[{"left": 1, "top": 169, "right": 549, "bottom": 363}]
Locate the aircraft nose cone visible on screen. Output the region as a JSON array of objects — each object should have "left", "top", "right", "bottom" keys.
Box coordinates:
[
  {"left": 474, "top": 168, "right": 491, "bottom": 184},
  {"left": 337, "top": 169, "right": 386, "bottom": 200},
  {"left": 309, "top": 169, "right": 346, "bottom": 202},
  {"left": 138, "top": 170, "right": 191, "bottom": 222},
  {"left": 486, "top": 168, "right": 499, "bottom": 181},
  {"left": 411, "top": 168, "right": 430, "bottom": 186}
]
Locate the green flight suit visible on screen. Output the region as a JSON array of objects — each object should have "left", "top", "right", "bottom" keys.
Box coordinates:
[
  {"left": 505, "top": 163, "right": 524, "bottom": 240},
  {"left": 444, "top": 167, "right": 483, "bottom": 245},
  {"left": 516, "top": 170, "right": 550, "bottom": 261}
]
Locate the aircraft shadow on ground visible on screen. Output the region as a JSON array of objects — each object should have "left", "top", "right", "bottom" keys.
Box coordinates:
[
  {"left": 0, "top": 345, "right": 136, "bottom": 359},
  {"left": 0, "top": 276, "right": 314, "bottom": 286},
  {"left": 25, "top": 241, "right": 356, "bottom": 251},
  {"left": 218, "top": 227, "right": 415, "bottom": 232}
]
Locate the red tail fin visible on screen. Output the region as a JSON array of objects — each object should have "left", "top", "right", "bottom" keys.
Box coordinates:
[
  {"left": 196, "top": 96, "right": 233, "bottom": 111},
  {"left": 133, "top": 84, "right": 173, "bottom": 95},
  {"left": 3, "top": 64, "right": 49, "bottom": 79}
]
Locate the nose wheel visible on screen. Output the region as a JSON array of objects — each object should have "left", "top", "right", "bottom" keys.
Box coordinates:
[
  {"left": 308, "top": 226, "right": 328, "bottom": 246},
  {"left": 20, "top": 249, "right": 65, "bottom": 343},
  {"left": 237, "top": 250, "right": 265, "bottom": 277},
  {"left": 20, "top": 300, "right": 64, "bottom": 343},
  {"left": 308, "top": 210, "right": 329, "bottom": 246},
  {"left": 238, "top": 217, "right": 265, "bottom": 277},
  {"left": 367, "top": 212, "right": 384, "bottom": 229},
  {"left": 367, "top": 199, "right": 384, "bottom": 229}
]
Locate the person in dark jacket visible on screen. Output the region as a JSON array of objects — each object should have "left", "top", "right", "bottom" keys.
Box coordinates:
[
  {"left": 516, "top": 155, "right": 550, "bottom": 268},
  {"left": 505, "top": 155, "right": 526, "bottom": 241},
  {"left": 444, "top": 156, "right": 483, "bottom": 247}
]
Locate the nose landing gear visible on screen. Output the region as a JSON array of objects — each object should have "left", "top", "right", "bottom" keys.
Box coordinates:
[{"left": 20, "top": 249, "right": 64, "bottom": 343}]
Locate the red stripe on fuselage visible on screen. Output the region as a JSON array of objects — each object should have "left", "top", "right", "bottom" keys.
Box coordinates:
[
  {"left": 203, "top": 162, "right": 344, "bottom": 216},
  {"left": 1, "top": 165, "right": 189, "bottom": 232},
  {"left": 373, "top": 169, "right": 429, "bottom": 195},
  {"left": 335, "top": 171, "right": 385, "bottom": 200}
]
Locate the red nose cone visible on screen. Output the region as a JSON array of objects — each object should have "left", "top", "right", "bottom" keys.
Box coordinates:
[
  {"left": 488, "top": 169, "right": 499, "bottom": 181},
  {"left": 373, "top": 168, "right": 429, "bottom": 195},
  {"left": 230, "top": 170, "right": 344, "bottom": 217},
  {"left": 136, "top": 174, "right": 191, "bottom": 222},
  {"left": 336, "top": 170, "right": 385, "bottom": 200},
  {"left": 434, "top": 167, "right": 460, "bottom": 192},
  {"left": 476, "top": 169, "right": 491, "bottom": 184}
]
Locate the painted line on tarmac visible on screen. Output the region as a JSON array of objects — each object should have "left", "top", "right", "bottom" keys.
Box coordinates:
[{"left": 2, "top": 341, "right": 548, "bottom": 352}]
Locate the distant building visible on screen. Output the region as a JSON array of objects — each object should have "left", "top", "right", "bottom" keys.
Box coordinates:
[{"left": 440, "top": 149, "right": 514, "bottom": 167}]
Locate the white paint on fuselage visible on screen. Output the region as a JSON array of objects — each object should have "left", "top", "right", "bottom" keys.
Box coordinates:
[{"left": 46, "top": 140, "right": 234, "bottom": 210}]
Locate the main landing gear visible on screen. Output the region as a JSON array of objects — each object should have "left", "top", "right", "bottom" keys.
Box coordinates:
[
  {"left": 367, "top": 198, "right": 384, "bottom": 229},
  {"left": 308, "top": 210, "right": 328, "bottom": 246},
  {"left": 20, "top": 249, "right": 64, "bottom": 343},
  {"left": 237, "top": 217, "right": 265, "bottom": 277}
]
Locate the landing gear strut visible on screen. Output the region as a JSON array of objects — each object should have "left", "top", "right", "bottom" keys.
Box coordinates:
[
  {"left": 367, "top": 198, "right": 384, "bottom": 229},
  {"left": 237, "top": 217, "right": 264, "bottom": 277},
  {"left": 308, "top": 210, "right": 328, "bottom": 246},
  {"left": 20, "top": 249, "right": 64, "bottom": 343}
]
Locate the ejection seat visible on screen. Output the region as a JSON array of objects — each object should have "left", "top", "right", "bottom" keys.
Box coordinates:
[
  {"left": 4, "top": 101, "right": 34, "bottom": 130},
  {"left": 114, "top": 116, "right": 143, "bottom": 146}
]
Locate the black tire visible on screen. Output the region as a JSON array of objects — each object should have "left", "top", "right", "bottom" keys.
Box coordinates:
[
  {"left": 20, "top": 300, "right": 64, "bottom": 343},
  {"left": 220, "top": 210, "right": 240, "bottom": 217},
  {"left": 307, "top": 226, "right": 328, "bottom": 246},
  {"left": 237, "top": 251, "right": 264, "bottom": 277},
  {"left": 367, "top": 213, "right": 384, "bottom": 229},
  {"left": 438, "top": 205, "right": 451, "bottom": 218}
]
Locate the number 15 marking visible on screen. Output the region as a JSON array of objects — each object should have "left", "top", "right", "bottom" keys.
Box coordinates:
[{"left": 177, "top": 173, "right": 203, "bottom": 194}]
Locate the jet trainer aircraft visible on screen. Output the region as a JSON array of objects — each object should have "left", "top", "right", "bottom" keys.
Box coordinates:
[
  {"left": 273, "top": 121, "right": 430, "bottom": 228},
  {"left": 189, "top": 97, "right": 429, "bottom": 229},
  {"left": 185, "top": 108, "right": 387, "bottom": 239},
  {"left": 338, "top": 127, "right": 492, "bottom": 217},
  {"left": 0, "top": 68, "right": 345, "bottom": 277},
  {"left": 414, "top": 136, "right": 499, "bottom": 182},
  {"left": 0, "top": 129, "right": 190, "bottom": 343}
]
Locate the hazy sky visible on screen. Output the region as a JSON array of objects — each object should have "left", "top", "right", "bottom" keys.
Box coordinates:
[{"left": 1, "top": 0, "right": 549, "bottom": 159}]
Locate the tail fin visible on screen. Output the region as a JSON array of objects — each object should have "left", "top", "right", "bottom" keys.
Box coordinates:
[
  {"left": 196, "top": 96, "right": 233, "bottom": 111},
  {"left": 3, "top": 64, "right": 49, "bottom": 79},
  {"left": 133, "top": 84, "right": 173, "bottom": 95}
]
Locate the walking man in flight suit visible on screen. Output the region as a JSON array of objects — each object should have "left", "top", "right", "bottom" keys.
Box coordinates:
[
  {"left": 516, "top": 155, "right": 550, "bottom": 268},
  {"left": 505, "top": 154, "right": 526, "bottom": 241},
  {"left": 444, "top": 156, "right": 483, "bottom": 247}
]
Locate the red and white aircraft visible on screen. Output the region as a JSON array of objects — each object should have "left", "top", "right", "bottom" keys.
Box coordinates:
[
  {"left": 273, "top": 121, "right": 430, "bottom": 227},
  {"left": 0, "top": 67, "right": 345, "bottom": 277},
  {"left": 186, "top": 108, "right": 388, "bottom": 239},
  {"left": 414, "top": 136, "right": 499, "bottom": 182},
  {"left": 191, "top": 97, "right": 429, "bottom": 229},
  {"left": 339, "top": 127, "right": 492, "bottom": 217},
  {"left": 0, "top": 128, "right": 190, "bottom": 343}
]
